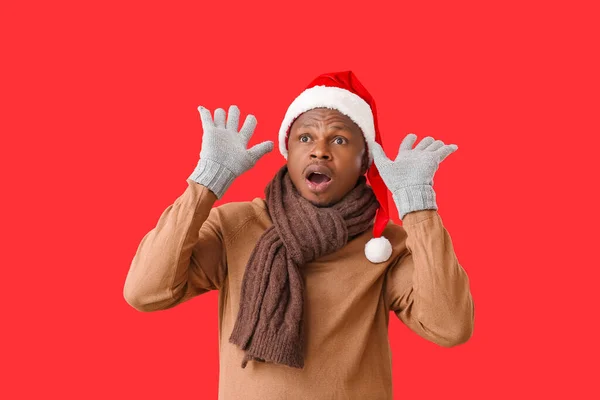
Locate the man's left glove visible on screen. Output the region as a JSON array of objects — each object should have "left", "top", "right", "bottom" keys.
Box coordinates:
[{"left": 370, "top": 133, "right": 458, "bottom": 220}]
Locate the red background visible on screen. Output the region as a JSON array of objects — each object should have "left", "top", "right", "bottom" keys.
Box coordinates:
[{"left": 2, "top": 0, "right": 599, "bottom": 398}]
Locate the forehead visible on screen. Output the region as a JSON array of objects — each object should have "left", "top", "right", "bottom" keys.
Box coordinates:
[{"left": 291, "top": 108, "right": 361, "bottom": 133}]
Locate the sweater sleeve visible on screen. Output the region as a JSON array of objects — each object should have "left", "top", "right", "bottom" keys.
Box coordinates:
[
  {"left": 123, "top": 179, "right": 227, "bottom": 312},
  {"left": 383, "top": 209, "right": 475, "bottom": 347}
]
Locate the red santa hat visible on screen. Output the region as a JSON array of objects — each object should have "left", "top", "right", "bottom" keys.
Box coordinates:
[{"left": 278, "top": 70, "right": 393, "bottom": 263}]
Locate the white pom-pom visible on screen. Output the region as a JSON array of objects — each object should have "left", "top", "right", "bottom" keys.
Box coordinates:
[{"left": 364, "top": 236, "right": 392, "bottom": 263}]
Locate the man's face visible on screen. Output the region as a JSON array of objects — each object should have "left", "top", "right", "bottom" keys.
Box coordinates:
[{"left": 287, "top": 108, "right": 369, "bottom": 207}]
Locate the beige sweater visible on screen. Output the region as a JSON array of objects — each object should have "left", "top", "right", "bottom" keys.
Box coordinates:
[{"left": 123, "top": 179, "right": 475, "bottom": 400}]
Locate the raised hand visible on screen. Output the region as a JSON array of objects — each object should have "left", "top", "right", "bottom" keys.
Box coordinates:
[
  {"left": 189, "top": 105, "right": 274, "bottom": 199},
  {"left": 370, "top": 133, "right": 458, "bottom": 220}
]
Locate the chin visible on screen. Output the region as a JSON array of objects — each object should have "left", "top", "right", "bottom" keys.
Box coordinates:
[{"left": 305, "top": 195, "right": 335, "bottom": 208}]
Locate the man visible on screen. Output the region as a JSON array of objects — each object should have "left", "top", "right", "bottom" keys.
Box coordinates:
[{"left": 123, "top": 71, "right": 474, "bottom": 400}]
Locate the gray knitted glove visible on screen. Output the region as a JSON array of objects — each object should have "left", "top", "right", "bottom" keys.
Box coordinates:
[
  {"left": 189, "top": 105, "right": 274, "bottom": 199},
  {"left": 370, "top": 133, "right": 458, "bottom": 220}
]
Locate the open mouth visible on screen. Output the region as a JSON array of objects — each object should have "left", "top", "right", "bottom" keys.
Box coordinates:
[{"left": 305, "top": 172, "right": 333, "bottom": 192}]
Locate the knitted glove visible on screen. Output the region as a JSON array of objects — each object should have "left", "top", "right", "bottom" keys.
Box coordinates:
[
  {"left": 189, "top": 105, "right": 273, "bottom": 199},
  {"left": 370, "top": 133, "right": 458, "bottom": 220}
]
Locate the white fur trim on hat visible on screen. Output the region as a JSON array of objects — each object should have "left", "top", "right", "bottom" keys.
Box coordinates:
[
  {"left": 364, "top": 236, "right": 392, "bottom": 263},
  {"left": 279, "top": 85, "right": 376, "bottom": 165}
]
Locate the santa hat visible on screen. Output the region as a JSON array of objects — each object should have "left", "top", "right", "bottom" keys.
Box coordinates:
[{"left": 278, "top": 71, "right": 393, "bottom": 264}]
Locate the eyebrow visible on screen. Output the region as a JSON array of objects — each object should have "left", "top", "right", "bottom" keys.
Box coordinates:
[{"left": 299, "top": 122, "right": 352, "bottom": 131}]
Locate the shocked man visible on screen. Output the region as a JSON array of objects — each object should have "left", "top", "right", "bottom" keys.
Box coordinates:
[{"left": 123, "top": 71, "right": 475, "bottom": 400}]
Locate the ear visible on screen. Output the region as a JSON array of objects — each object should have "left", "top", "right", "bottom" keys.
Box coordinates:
[
  {"left": 360, "top": 141, "right": 370, "bottom": 175},
  {"left": 360, "top": 151, "right": 369, "bottom": 175}
]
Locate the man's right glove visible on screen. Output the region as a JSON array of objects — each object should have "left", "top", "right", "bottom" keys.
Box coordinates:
[{"left": 189, "top": 105, "right": 274, "bottom": 199}]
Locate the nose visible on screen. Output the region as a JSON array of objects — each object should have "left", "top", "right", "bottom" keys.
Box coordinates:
[{"left": 310, "top": 140, "right": 331, "bottom": 160}]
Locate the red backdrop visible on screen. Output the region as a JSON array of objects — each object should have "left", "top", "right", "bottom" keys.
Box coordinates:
[{"left": 2, "top": 0, "right": 599, "bottom": 398}]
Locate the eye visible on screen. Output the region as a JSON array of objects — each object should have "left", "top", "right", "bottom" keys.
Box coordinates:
[
  {"left": 300, "top": 135, "right": 310, "bottom": 143},
  {"left": 334, "top": 137, "right": 347, "bottom": 145}
]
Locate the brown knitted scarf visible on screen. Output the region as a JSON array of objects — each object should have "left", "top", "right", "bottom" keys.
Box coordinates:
[{"left": 228, "top": 164, "right": 380, "bottom": 369}]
